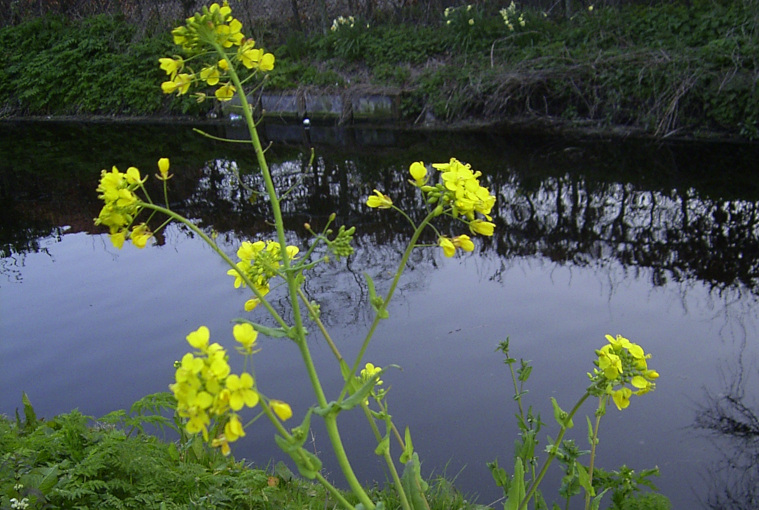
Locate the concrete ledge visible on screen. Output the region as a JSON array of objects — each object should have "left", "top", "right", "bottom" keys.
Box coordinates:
[{"left": 225, "top": 90, "right": 402, "bottom": 123}]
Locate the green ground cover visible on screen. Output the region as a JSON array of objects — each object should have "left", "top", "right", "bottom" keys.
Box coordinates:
[{"left": 0, "top": 0, "right": 756, "bottom": 138}]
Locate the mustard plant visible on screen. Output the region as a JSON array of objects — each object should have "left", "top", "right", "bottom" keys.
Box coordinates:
[
  {"left": 490, "top": 336, "right": 660, "bottom": 510},
  {"left": 93, "top": 3, "right": 659, "bottom": 509}
]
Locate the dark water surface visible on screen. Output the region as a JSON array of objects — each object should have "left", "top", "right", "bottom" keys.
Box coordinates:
[{"left": 2, "top": 120, "right": 759, "bottom": 509}]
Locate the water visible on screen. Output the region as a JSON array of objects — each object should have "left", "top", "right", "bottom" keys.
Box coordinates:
[{"left": 1, "top": 120, "right": 758, "bottom": 509}]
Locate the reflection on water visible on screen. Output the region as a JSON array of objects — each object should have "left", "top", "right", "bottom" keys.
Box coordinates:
[{"left": 1, "top": 121, "right": 759, "bottom": 508}]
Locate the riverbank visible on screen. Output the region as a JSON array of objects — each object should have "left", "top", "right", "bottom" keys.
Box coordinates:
[{"left": 0, "top": 1, "right": 756, "bottom": 141}]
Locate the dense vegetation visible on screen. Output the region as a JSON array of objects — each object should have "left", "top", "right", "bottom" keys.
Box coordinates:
[
  {"left": 0, "top": 0, "right": 756, "bottom": 138},
  {"left": 1, "top": 394, "right": 487, "bottom": 509}
]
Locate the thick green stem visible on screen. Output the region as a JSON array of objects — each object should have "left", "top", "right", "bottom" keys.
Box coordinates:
[{"left": 519, "top": 392, "right": 591, "bottom": 510}]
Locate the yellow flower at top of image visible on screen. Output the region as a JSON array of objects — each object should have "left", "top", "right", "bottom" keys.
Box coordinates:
[{"left": 367, "top": 189, "right": 393, "bottom": 209}]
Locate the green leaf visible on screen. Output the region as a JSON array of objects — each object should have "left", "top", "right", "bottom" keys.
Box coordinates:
[
  {"left": 233, "top": 318, "right": 291, "bottom": 339},
  {"left": 374, "top": 435, "right": 390, "bottom": 456},
  {"left": 401, "top": 453, "right": 430, "bottom": 510},
  {"left": 487, "top": 459, "right": 509, "bottom": 488},
  {"left": 550, "top": 397, "right": 574, "bottom": 429},
  {"left": 400, "top": 426, "right": 414, "bottom": 464},
  {"left": 576, "top": 462, "right": 594, "bottom": 496},
  {"left": 22, "top": 392, "right": 38, "bottom": 430},
  {"left": 364, "top": 272, "right": 389, "bottom": 319},
  {"left": 504, "top": 457, "right": 526, "bottom": 510},
  {"left": 590, "top": 488, "right": 610, "bottom": 510}
]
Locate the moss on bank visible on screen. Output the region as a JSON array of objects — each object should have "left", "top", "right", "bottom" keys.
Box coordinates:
[{"left": 0, "top": 0, "right": 756, "bottom": 139}]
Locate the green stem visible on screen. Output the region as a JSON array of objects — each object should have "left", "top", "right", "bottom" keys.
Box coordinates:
[
  {"left": 340, "top": 209, "right": 438, "bottom": 401},
  {"left": 218, "top": 46, "right": 374, "bottom": 510},
  {"left": 362, "top": 405, "right": 412, "bottom": 510},
  {"left": 584, "top": 397, "right": 604, "bottom": 510},
  {"left": 519, "top": 392, "right": 591, "bottom": 510},
  {"left": 139, "top": 203, "right": 286, "bottom": 328}
]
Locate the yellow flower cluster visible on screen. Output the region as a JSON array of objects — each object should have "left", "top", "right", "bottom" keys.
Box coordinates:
[
  {"left": 170, "top": 325, "right": 291, "bottom": 456},
  {"left": 592, "top": 334, "right": 659, "bottom": 410},
  {"left": 226, "top": 240, "right": 300, "bottom": 311},
  {"left": 95, "top": 165, "right": 149, "bottom": 249},
  {"left": 367, "top": 158, "right": 497, "bottom": 258},
  {"left": 159, "top": 2, "right": 275, "bottom": 102}
]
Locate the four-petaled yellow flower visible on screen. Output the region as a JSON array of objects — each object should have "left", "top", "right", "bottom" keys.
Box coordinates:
[
  {"left": 225, "top": 372, "right": 259, "bottom": 410},
  {"left": 367, "top": 189, "right": 393, "bottom": 209},
  {"left": 233, "top": 323, "right": 258, "bottom": 354}
]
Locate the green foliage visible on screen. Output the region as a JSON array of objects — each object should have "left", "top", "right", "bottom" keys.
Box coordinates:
[
  {"left": 1, "top": 396, "right": 488, "bottom": 510},
  {"left": 0, "top": 14, "right": 199, "bottom": 116},
  {"left": 1, "top": 1, "right": 756, "bottom": 134}
]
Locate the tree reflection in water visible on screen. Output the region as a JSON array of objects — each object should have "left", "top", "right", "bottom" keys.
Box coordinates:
[{"left": 695, "top": 358, "right": 759, "bottom": 510}]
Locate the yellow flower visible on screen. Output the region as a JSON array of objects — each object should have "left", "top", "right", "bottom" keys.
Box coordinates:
[
  {"left": 131, "top": 223, "right": 152, "bottom": 248},
  {"left": 200, "top": 65, "right": 221, "bottom": 86},
  {"left": 156, "top": 157, "right": 172, "bottom": 180},
  {"left": 596, "top": 344, "right": 622, "bottom": 380},
  {"left": 453, "top": 234, "right": 475, "bottom": 252},
  {"left": 409, "top": 161, "right": 427, "bottom": 186},
  {"left": 187, "top": 326, "right": 210, "bottom": 351},
  {"left": 161, "top": 73, "right": 193, "bottom": 95},
  {"left": 611, "top": 387, "right": 632, "bottom": 410},
  {"left": 225, "top": 373, "right": 259, "bottom": 410},
  {"left": 158, "top": 57, "right": 183, "bottom": 79},
  {"left": 211, "top": 434, "right": 231, "bottom": 456},
  {"left": 438, "top": 236, "right": 456, "bottom": 257},
  {"left": 233, "top": 323, "right": 258, "bottom": 354},
  {"left": 224, "top": 414, "right": 245, "bottom": 441},
  {"left": 360, "top": 363, "right": 383, "bottom": 385},
  {"left": 110, "top": 231, "right": 126, "bottom": 249},
  {"left": 631, "top": 375, "right": 655, "bottom": 395},
  {"left": 271, "top": 400, "right": 293, "bottom": 421},
  {"left": 469, "top": 219, "right": 495, "bottom": 236},
  {"left": 215, "top": 83, "right": 235, "bottom": 101},
  {"left": 367, "top": 189, "right": 393, "bottom": 209}
]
